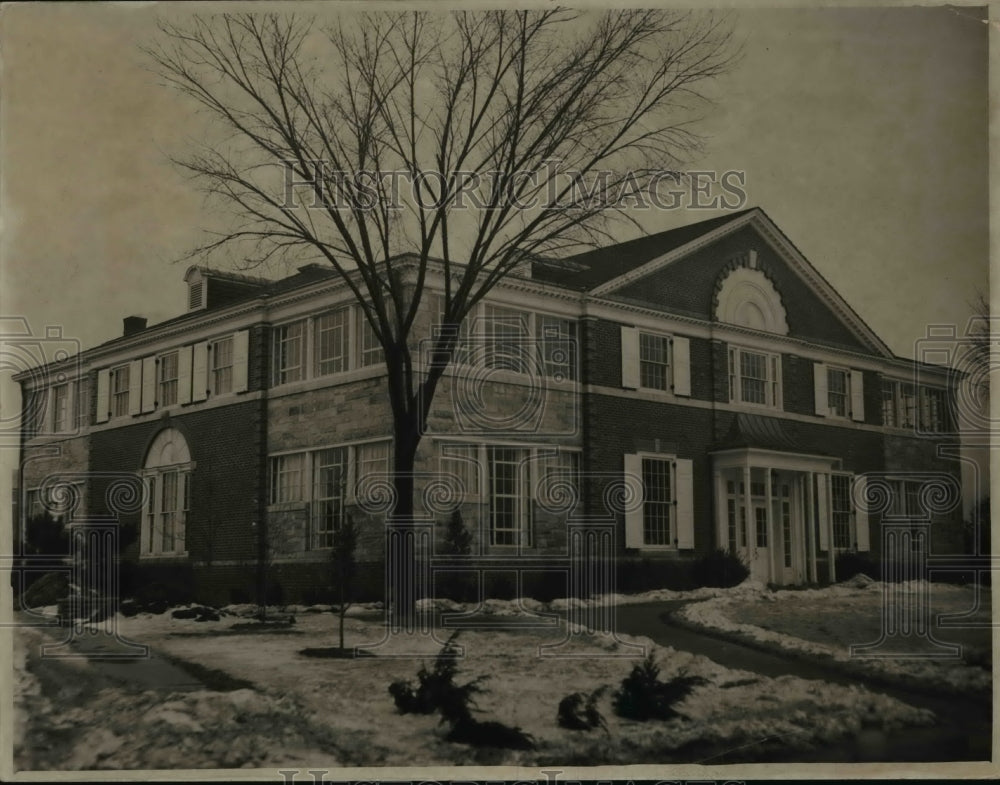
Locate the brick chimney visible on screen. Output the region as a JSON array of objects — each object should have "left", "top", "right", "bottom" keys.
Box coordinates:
[{"left": 123, "top": 316, "right": 147, "bottom": 337}]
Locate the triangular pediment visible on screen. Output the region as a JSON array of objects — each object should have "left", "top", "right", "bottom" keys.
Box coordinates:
[{"left": 578, "top": 209, "right": 890, "bottom": 356}]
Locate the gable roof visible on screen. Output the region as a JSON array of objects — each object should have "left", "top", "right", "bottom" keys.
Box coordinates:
[
  {"left": 532, "top": 209, "right": 755, "bottom": 290},
  {"left": 535, "top": 206, "right": 892, "bottom": 358}
]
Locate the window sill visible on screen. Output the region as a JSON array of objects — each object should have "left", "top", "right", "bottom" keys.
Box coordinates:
[
  {"left": 267, "top": 502, "right": 307, "bottom": 512},
  {"left": 139, "top": 552, "right": 189, "bottom": 560},
  {"left": 268, "top": 366, "right": 387, "bottom": 398}
]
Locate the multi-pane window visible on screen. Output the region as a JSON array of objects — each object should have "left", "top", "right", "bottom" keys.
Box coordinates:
[
  {"left": 211, "top": 337, "right": 234, "bottom": 395},
  {"left": 831, "top": 474, "right": 853, "bottom": 550},
  {"left": 356, "top": 441, "right": 390, "bottom": 497},
  {"left": 432, "top": 295, "right": 473, "bottom": 366},
  {"left": 754, "top": 506, "right": 768, "bottom": 547},
  {"left": 780, "top": 484, "right": 793, "bottom": 567},
  {"left": 358, "top": 312, "right": 384, "bottom": 368},
  {"left": 881, "top": 380, "right": 897, "bottom": 428},
  {"left": 538, "top": 316, "right": 577, "bottom": 381},
  {"left": 76, "top": 379, "right": 88, "bottom": 428},
  {"left": 159, "top": 351, "right": 179, "bottom": 407},
  {"left": 315, "top": 308, "right": 350, "bottom": 376},
  {"left": 484, "top": 305, "right": 529, "bottom": 373},
  {"left": 827, "top": 367, "right": 848, "bottom": 418},
  {"left": 272, "top": 321, "right": 306, "bottom": 385},
  {"left": 312, "top": 447, "right": 348, "bottom": 548},
  {"left": 919, "top": 386, "right": 948, "bottom": 432},
  {"left": 269, "top": 453, "right": 305, "bottom": 503},
  {"left": 160, "top": 471, "right": 179, "bottom": 552},
  {"left": 488, "top": 446, "right": 529, "bottom": 546},
  {"left": 882, "top": 380, "right": 918, "bottom": 429},
  {"left": 729, "top": 347, "right": 780, "bottom": 407},
  {"left": 440, "top": 442, "right": 481, "bottom": 498},
  {"left": 111, "top": 365, "right": 130, "bottom": 417},
  {"left": 899, "top": 383, "right": 916, "bottom": 428},
  {"left": 52, "top": 384, "right": 69, "bottom": 432},
  {"left": 143, "top": 469, "right": 189, "bottom": 555},
  {"left": 641, "top": 458, "right": 673, "bottom": 546},
  {"left": 639, "top": 333, "right": 670, "bottom": 391},
  {"left": 888, "top": 479, "right": 923, "bottom": 518}
]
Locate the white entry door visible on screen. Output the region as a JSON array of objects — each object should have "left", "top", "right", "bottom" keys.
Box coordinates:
[{"left": 748, "top": 502, "right": 771, "bottom": 582}]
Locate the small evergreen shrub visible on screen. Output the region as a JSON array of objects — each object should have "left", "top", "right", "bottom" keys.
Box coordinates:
[
  {"left": 613, "top": 654, "right": 705, "bottom": 721},
  {"left": 389, "top": 632, "right": 535, "bottom": 749},
  {"left": 389, "top": 632, "right": 485, "bottom": 716},
  {"left": 691, "top": 549, "right": 750, "bottom": 588},
  {"left": 557, "top": 688, "right": 607, "bottom": 732}
]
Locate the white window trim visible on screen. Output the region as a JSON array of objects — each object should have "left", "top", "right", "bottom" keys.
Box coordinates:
[
  {"left": 729, "top": 345, "right": 782, "bottom": 410},
  {"left": 209, "top": 335, "right": 236, "bottom": 397},
  {"left": 830, "top": 471, "right": 855, "bottom": 552},
  {"left": 267, "top": 438, "right": 394, "bottom": 549},
  {"left": 634, "top": 451, "right": 678, "bottom": 551},
  {"left": 880, "top": 377, "right": 918, "bottom": 432},
  {"left": 140, "top": 462, "right": 193, "bottom": 559},
  {"left": 637, "top": 330, "right": 672, "bottom": 393},
  {"left": 825, "top": 364, "right": 851, "bottom": 420},
  {"left": 110, "top": 364, "right": 131, "bottom": 419}
]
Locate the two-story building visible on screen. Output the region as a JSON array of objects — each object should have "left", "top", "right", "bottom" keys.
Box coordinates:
[{"left": 15, "top": 207, "right": 962, "bottom": 603}]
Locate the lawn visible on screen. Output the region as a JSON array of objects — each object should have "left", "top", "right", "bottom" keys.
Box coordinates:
[
  {"left": 14, "top": 599, "right": 939, "bottom": 770},
  {"left": 678, "top": 580, "right": 992, "bottom": 695}
]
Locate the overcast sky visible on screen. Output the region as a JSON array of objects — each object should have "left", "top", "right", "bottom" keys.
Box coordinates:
[{"left": 0, "top": 3, "right": 988, "bottom": 366}]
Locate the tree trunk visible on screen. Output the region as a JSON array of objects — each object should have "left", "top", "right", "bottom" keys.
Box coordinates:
[{"left": 388, "top": 416, "right": 421, "bottom": 627}]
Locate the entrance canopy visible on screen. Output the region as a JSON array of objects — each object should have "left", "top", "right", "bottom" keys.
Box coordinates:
[{"left": 710, "top": 416, "right": 850, "bottom": 586}]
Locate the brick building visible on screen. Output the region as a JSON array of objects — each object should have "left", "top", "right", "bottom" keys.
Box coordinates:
[{"left": 15, "top": 208, "right": 962, "bottom": 602}]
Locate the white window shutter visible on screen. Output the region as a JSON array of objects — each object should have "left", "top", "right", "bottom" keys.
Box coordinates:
[
  {"left": 816, "top": 473, "right": 830, "bottom": 551},
  {"left": 674, "top": 458, "right": 695, "bottom": 548},
  {"left": 621, "top": 326, "right": 639, "bottom": 389},
  {"left": 850, "top": 369, "right": 865, "bottom": 422},
  {"left": 672, "top": 336, "right": 691, "bottom": 397},
  {"left": 178, "top": 346, "right": 193, "bottom": 405},
  {"left": 233, "top": 330, "right": 250, "bottom": 393},
  {"left": 192, "top": 342, "right": 208, "bottom": 401},
  {"left": 854, "top": 474, "right": 870, "bottom": 551},
  {"left": 131, "top": 359, "right": 145, "bottom": 415},
  {"left": 140, "top": 357, "right": 156, "bottom": 413},
  {"left": 96, "top": 369, "right": 110, "bottom": 423},
  {"left": 623, "top": 453, "right": 644, "bottom": 547},
  {"left": 813, "top": 363, "right": 827, "bottom": 416}
]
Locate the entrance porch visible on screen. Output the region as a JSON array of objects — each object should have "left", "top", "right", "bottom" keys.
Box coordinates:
[{"left": 712, "top": 448, "right": 842, "bottom": 586}]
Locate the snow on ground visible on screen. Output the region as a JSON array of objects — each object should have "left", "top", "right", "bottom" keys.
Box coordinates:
[
  {"left": 15, "top": 600, "right": 937, "bottom": 769},
  {"left": 676, "top": 579, "right": 992, "bottom": 695}
]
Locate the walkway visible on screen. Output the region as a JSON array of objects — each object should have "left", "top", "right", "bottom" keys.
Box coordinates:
[{"left": 615, "top": 600, "right": 991, "bottom": 762}]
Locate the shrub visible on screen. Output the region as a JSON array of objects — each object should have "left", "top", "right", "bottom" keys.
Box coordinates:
[
  {"left": 20, "top": 571, "right": 69, "bottom": 608},
  {"left": 615, "top": 558, "right": 698, "bottom": 593},
  {"left": 557, "top": 688, "right": 607, "bottom": 732},
  {"left": 691, "top": 549, "right": 750, "bottom": 588},
  {"left": 440, "top": 509, "right": 473, "bottom": 555},
  {"left": 389, "top": 632, "right": 485, "bottom": 717},
  {"left": 389, "top": 632, "right": 535, "bottom": 749},
  {"left": 613, "top": 654, "right": 705, "bottom": 721},
  {"left": 835, "top": 551, "right": 879, "bottom": 582}
]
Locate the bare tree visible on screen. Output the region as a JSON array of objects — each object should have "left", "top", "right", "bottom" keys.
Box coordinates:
[{"left": 147, "top": 9, "right": 736, "bottom": 621}]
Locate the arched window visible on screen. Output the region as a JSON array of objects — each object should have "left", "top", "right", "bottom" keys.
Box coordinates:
[{"left": 140, "top": 428, "right": 193, "bottom": 557}]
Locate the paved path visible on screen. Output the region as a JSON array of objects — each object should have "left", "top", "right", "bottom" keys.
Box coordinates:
[
  {"left": 25, "top": 618, "right": 205, "bottom": 693},
  {"left": 615, "top": 600, "right": 991, "bottom": 763}
]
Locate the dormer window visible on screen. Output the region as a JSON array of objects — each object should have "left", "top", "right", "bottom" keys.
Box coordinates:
[
  {"left": 184, "top": 266, "right": 207, "bottom": 311},
  {"left": 188, "top": 281, "right": 204, "bottom": 311}
]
